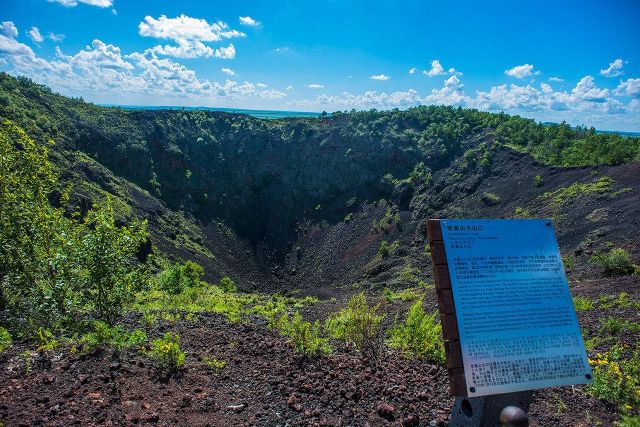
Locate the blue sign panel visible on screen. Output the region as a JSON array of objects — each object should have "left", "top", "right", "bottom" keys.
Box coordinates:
[{"left": 441, "top": 219, "right": 592, "bottom": 397}]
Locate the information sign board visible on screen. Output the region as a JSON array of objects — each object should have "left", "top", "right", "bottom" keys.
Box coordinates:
[{"left": 430, "top": 219, "right": 592, "bottom": 397}]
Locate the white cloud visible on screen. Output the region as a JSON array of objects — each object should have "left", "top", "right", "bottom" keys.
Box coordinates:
[
  {"left": 47, "top": 0, "right": 113, "bottom": 7},
  {"left": 221, "top": 67, "right": 235, "bottom": 76},
  {"left": 258, "top": 89, "right": 286, "bottom": 99},
  {"left": 286, "top": 85, "right": 294, "bottom": 90},
  {"left": 139, "top": 15, "right": 243, "bottom": 59},
  {"left": 308, "top": 83, "right": 324, "bottom": 89},
  {"left": 48, "top": 33, "right": 65, "bottom": 42},
  {"left": 0, "top": 21, "right": 36, "bottom": 56},
  {"left": 571, "top": 75, "right": 609, "bottom": 102},
  {"left": 549, "top": 76, "right": 564, "bottom": 82},
  {"left": 149, "top": 40, "right": 213, "bottom": 58},
  {"left": 239, "top": 16, "right": 260, "bottom": 26},
  {"left": 408, "top": 67, "right": 417, "bottom": 74},
  {"left": 66, "top": 39, "right": 133, "bottom": 71},
  {"left": 424, "top": 75, "right": 466, "bottom": 105},
  {"left": 424, "top": 59, "right": 445, "bottom": 77},
  {"left": 139, "top": 15, "right": 244, "bottom": 42},
  {"left": 1, "top": 21, "right": 18, "bottom": 39},
  {"left": 504, "top": 64, "right": 538, "bottom": 78},
  {"left": 213, "top": 44, "right": 235, "bottom": 59},
  {"left": 600, "top": 59, "right": 626, "bottom": 78},
  {"left": 28, "top": 27, "right": 44, "bottom": 43},
  {"left": 540, "top": 82, "right": 553, "bottom": 94},
  {"left": 256, "top": 82, "right": 268, "bottom": 88},
  {"left": 313, "top": 89, "right": 423, "bottom": 109},
  {"left": 370, "top": 74, "right": 390, "bottom": 81},
  {"left": 274, "top": 46, "right": 291, "bottom": 54},
  {"left": 615, "top": 78, "right": 640, "bottom": 97}
]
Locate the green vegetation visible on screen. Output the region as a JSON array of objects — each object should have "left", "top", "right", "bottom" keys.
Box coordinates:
[
  {"left": 325, "top": 292, "right": 385, "bottom": 350},
  {"left": 203, "top": 356, "right": 227, "bottom": 373},
  {"left": 590, "top": 248, "right": 637, "bottom": 276},
  {"left": 218, "top": 276, "right": 237, "bottom": 293},
  {"left": 156, "top": 261, "right": 205, "bottom": 294},
  {"left": 377, "top": 239, "right": 399, "bottom": 258},
  {"left": 481, "top": 192, "right": 501, "bottom": 205},
  {"left": 533, "top": 175, "right": 544, "bottom": 187},
  {"left": 371, "top": 207, "right": 400, "bottom": 234},
  {"left": 514, "top": 207, "right": 531, "bottom": 218},
  {"left": 78, "top": 321, "right": 147, "bottom": 353},
  {"left": 0, "top": 119, "right": 148, "bottom": 335},
  {"left": 282, "top": 312, "right": 331, "bottom": 357},
  {"left": 150, "top": 332, "right": 185, "bottom": 374},
  {"left": 0, "top": 327, "right": 12, "bottom": 352},
  {"left": 573, "top": 296, "right": 595, "bottom": 311},
  {"left": 543, "top": 176, "right": 618, "bottom": 207},
  {"left": 386, "top": 300, "right": 445, "bottom": 364},
  {"left": 587, "top": 345, "right": 640, "bottom": 415}
]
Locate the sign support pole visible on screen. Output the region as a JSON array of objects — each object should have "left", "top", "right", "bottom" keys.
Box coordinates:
[{"left": 448, "top": 391, "right": 532, "bottom": 427}]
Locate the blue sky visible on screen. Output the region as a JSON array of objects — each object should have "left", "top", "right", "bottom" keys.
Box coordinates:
[{"left": 1, "top": 0, "right": 639, "bottom": 131}]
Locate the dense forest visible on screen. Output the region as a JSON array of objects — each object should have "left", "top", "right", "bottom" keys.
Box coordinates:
[{"left": 1, "top": 73, "right": 639, "bottom": 426}]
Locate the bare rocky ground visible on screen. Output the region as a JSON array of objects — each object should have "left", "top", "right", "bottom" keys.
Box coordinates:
[{"left": 1, "top": 270, "right": 638, "bottom": 426}]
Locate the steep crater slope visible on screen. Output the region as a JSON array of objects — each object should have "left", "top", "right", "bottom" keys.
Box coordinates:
[{"left": 1, "top": 73, "right": 639, "bottom": 292}]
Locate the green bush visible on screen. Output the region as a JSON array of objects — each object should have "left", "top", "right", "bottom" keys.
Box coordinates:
[
  {"left": 0, "top": 120, "right": 148, "bottom": 330},
  {"left": 79, "top": 321, "right": 147, "bottom": 352},
  {"left": 0, "top": 327, "right": 12, "bottom": 352},
  {"left": 590, "top": 248, "right": 636, "bottom": 276},
  {"left": 587, "top": 345, "right": 640, "bottom": 413},
  {"left": 157, "top": 261, "right": 204, "bottom": 294},
  {"left": 218, "top": 276, "right": 237, "bottom": 293},
  {"left": 284, "top": 312, "right": 331, "bottom": 357},
  {"left": 203, "top": 356, "right": 226, "bottom": 372},
  {"left": 533, "top": 175, "right": 544, "bottom": 187},
  {"left": 481, "top": 192, "right": 501, "bottom": 205},
  {"left": 325, "top": 292, "right": 385, "bottom": 350},
  {"left": 386, "top": 300, "right": 445, "bottom": 364},
  {"left": 573, "top": 296, "right": 594, "bottom": 311},
  {"left": 150, "top": 332, "right": 185, "bottom": 374}
]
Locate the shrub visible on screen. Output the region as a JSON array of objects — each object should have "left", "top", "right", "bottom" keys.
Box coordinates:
[
  {"left": 590, "top": 248, "right": 636, "bottom": 276},
  {"left": 378, "top": 240, "right": 399, "bottom": 258},
  {"left": 481, "top": 192, "right": 501, "bottom": 205},
  {"left": 587, "top": 345, "right": 640, "bottom": 413},
  {"left": 378, "top": 240, "right": 390, "bottom": 257},
  {"left": 218, "top": 276, "right": 237, "bottom": 293},
  {"left": 0, "top": 327, "right": 12, "bottom": 352},
  {"left": 534, "top": 175, "right": 544, "bottom": 187},
  {"left": 79, "top": 321, "right": 147, "bottom": 352},
  {"left": 325, "top": 292, "right": 385, "bottom": 350},
  {"left": 0, "top": 120, "right": 149, "bottom": 331},
  {"left": 79, "top": 201, "right": 148, "bottom": 323},
  {"left": 150, "top": 332, "right": 185, "bottom": 374},
  {"left": 203, "top": 357, "right": 226, "bottom": 373},
  {"left": 573, "top": 296, "right": 594, "bottom": 311},
  {"left": 285, "top": 312, "right": 331, "bottom": 357},
  {"left": 157, "top": 261, "right": 204, "bottom": 294},
  {"left": 386, "top": 300, "right": 445, "bottom": 364}
]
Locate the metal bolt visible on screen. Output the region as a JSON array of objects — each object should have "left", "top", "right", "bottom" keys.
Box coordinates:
[{"left": 500, "top": 406, "right": 528, "bottom": 427}]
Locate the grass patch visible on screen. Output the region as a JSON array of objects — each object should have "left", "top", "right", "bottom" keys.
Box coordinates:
[
  {"left": 542, "top": 176, "right": 616, "bottom": 207},
  {"left": 574, "top": 296, "right": 595, "bottom": 311}
]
